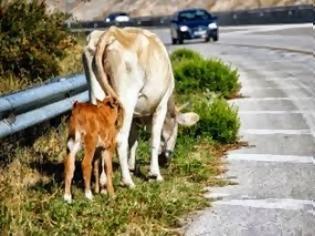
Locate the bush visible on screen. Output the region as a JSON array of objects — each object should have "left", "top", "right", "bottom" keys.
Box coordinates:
[
  {"left": 181, "top": 94, "right": 240, "bottom": 144},
  {"left": 171, "top": 49, "right": 240, "bottom": 98},
  {"left": 0, "top": 0, "right": 75, "bottom": 82},
  {"left": 170, "top": 48, "right": 203, "bottom": 64}
]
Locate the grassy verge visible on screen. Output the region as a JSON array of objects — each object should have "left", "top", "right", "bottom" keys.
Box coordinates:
[{"left": 0, "top": 118, "right": 239, "bottom": 235}]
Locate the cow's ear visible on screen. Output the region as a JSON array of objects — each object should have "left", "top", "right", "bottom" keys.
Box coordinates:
[{"left": 176, "top": 112, "right": 199, "bottom": 126}]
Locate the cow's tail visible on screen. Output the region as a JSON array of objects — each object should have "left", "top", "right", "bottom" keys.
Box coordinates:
[
  {"left": 95, "top": 29, "right": 125, "bottom": 131},
  {"left": 94, "top": 30, "right": 118, "bottom": 100}
]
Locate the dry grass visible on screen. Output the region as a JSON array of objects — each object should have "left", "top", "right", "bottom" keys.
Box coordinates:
[
  {"left": 0, "top": 114, "right": 242, "bottom": 235},
  {"left": 58, "top": 33, "right": 85, "bottom": 76},
  {"left": 0, "top": 75, "right": 34, "bottom": 95}
]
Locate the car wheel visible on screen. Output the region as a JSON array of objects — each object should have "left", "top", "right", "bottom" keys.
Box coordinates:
[
  {"left": 205, "top": 37, "right": 210, "bottom": 42},
  {"left": 172, "top": 38, "right": 177, "bottom": 45},
  {"left": 178, "top": 37, "right": 183, "bottom": 44}
]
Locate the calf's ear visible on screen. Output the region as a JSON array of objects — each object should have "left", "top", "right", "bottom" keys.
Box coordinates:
[{"left": 176, "top": 112, "right": 199, "bottom": 126}]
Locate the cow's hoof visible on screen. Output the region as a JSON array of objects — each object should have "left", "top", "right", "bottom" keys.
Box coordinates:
[
  {"left": 130, "top": 163, "right": 141, "bottom": 176},
  {"left": 158, "top": 153, "right": 171, "bottom": 167},
  {"left": 64, "top": 194, "right": 72, "bottom": 203},
  {"left": 120, "top": 180, "right": 135, "bottom": 188},
  {"left": 85, "top": 191, "right": 93, "bottom": 200},
  {"left": 156, "top": 175, "right": 164, "bottom": 182},
  {"left": 148, "top": 173, "right": 164, "bottom": 182}
]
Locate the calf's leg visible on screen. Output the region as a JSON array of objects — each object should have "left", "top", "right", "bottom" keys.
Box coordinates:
[
  {"left": 103, "top": 149, "right": 114, "bottom": 196},
  {"left": 82, "top": 135, "right": 97, "bottom": 200},
  {"left": 64, "top": 136, "right": 81, "bottom": 203},
  {"left": 93, "top": 157, "right": 100, "bottom": 193},
  {"left": 99, "top": 150, "right": 107, "bottom": 194}
]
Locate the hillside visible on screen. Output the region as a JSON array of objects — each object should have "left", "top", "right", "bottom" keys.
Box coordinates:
[{"left": 46, "top": 0, "right": 312, "bottom": 20}]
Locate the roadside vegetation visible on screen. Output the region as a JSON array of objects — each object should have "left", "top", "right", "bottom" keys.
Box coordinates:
[
  {"left": 0, "top": 1, "right": 241, "bottom": 235},
  {"left": 0, "top": 0, "right": 83, "bottom": 95},
  {"left": 172, "top": 48, "right": 240, "bottom": 98}
]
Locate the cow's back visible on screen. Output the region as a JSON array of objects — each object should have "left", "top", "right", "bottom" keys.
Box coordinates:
[{"left": 103, "top": 27, "right": 174, "bottom": 116}]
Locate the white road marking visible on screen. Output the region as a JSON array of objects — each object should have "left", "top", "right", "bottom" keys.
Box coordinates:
[
  {"left": 241, "top": 86, "right": 300, "bottom": 90},
  {"left": 227, "top": 154, "right": 314, "bottom": 164},
  {"left": 234, "top": 97, "right": 314, "bottom": 101},
  {"left": 214, "top": 198, "right": 314, "bottom": 211},
  {"left": 205, "top": 193, "right": 230, "bottom": 200},
  {"left": 241, "top": 129, "right": 312, "bottom": 135},
  {"left": 238, "top": 111, "right": 315, "bottom": 115},
  {"left": 221, "top": 23, "right": 312, "bottom": 34}
]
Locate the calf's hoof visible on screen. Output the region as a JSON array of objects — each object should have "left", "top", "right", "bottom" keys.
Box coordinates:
[
  {"left": 64, "top": 194, "right": 72, "bottom": 203},
  {"left": 100, "top": 188, "right": 107, "bottom": 195},
  {"left": 85, "top": 190, "right": 93, "bottom": 200}
]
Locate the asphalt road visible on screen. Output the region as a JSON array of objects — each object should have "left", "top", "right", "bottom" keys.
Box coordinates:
[{"left": 153, "top": 24, "right": 315, "bottom": 236}]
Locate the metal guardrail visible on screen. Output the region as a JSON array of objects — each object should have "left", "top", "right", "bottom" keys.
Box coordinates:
[{"left": 0, "top": 74, "right": 89, "bottom": 138}]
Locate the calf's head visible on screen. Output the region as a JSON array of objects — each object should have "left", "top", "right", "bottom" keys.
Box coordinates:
[{"left": 97, "top": 96, "right": 124, "bottom": 129}]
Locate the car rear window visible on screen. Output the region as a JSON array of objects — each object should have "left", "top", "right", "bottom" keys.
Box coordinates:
[
  {"left": 179, "top": 10, "right": 210, "bottom": 22},
  {"left": 109, "top": 12, "right": 128, "bottom": 18}
]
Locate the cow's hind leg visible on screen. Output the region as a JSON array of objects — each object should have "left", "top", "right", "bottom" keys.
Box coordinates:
[
  {"left": 149, "top": 98, "right": 168, "bottom": 181},
  {"left": 128, "top": 121, "right": 138, "bottom": 172},
  {"left": 116, "top": 94, "right": 138, "bottom": 188}
]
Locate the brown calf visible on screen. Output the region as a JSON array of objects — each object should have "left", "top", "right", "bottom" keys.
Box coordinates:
[{"left": 63, "top": 96, "right": 123, "bottom": 203}]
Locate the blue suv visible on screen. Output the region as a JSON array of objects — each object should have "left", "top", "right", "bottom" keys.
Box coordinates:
[{"left": 170, "top": 8, "right": 219, "bottom": 44}]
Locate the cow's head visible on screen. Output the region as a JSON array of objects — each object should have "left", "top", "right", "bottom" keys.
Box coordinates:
[{"left": 159, "top": 98, "right": 199, "bottom": 166}]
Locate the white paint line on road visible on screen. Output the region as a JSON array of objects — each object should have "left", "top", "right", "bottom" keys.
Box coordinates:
[
  {"left": 241, "top": 129, "right": 312, "bottom": 135},
  {"left": 221, "top": 23, "right": 312, "bottom": 32},
  {"left": 204, "top": 193, "right": 230, "bottom": 200},
  {"left": 238, "top": 111, "right": 315, "bottom": 115},
  {"left": 222, "top": 23, "right": 312, "bottom": 33},
  {"left": 214, "top": 198, "right": 314, "bottom": 211},
  {"left": 241, "top": 86, "right": 302, "bottom": 91},
  {"left": 227, "top": 154, "right": 314, "bottom": 164},
  {"left": 233, "top": 97, "right": 314, "bottom": 101}
]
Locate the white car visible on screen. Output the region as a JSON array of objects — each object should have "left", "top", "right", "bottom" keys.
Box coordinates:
[{"left": 105, "top": 12, "right": 130, "bottom": 23}]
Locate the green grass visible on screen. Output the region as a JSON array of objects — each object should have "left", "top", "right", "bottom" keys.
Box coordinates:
[
  {"left": 0, "top": 116, "right": 236, "bottom": 235},
  {"left": 171, "top": 49, "right": 241, "bottom": 99}
]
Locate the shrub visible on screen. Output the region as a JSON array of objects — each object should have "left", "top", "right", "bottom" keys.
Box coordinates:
[
  {"left": 0, "top": 0, "right": 76, "bottom": 82},
  {"left": 181, "top": 94, "right": 240, "bottom": 144},
  {"left": 171, "top": 49, "right": 240, "bottom": 98},
  {"left": 170, "top": 48, "right": 203, "bottom": 64}
]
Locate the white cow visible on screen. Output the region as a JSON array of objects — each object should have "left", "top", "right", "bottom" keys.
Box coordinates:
[{"left": 83, "top": 27, "right": 199, "bottom": 188}]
